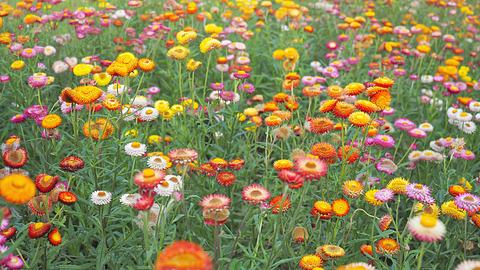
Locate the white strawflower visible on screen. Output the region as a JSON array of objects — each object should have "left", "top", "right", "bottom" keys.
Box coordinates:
[
  {"left": 147, "top": 156, "right": 168, "bottom": 170},
  {"left": 124, "top": 142, "right": 147, "bottom": 156},
  {"left": 107, "top": 83, "right": 128, "bottom": 96},
  {"left": 138, "top": 107, "right": 159, "bottom": 121},
  {"left": 91, "top": 190, "right": 112, "bottom": 205},
  {"left": 119, "top": 193, "right": 141, "bottom": 206},
  {"left": 154, "top": 181, "right": 174, "bottom": 197}
]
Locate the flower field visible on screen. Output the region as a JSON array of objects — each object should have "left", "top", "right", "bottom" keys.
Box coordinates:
[{"left": 0, "top": 0, "right": 480, "bottom": 269}]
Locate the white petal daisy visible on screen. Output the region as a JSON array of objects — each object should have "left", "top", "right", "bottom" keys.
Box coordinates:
[
  {"left": 154, "top": 181, "right": 174, "bottom": 197},
  {"left": 91, "top": 190, "right": 112, "bottom": 205},
  {"left": 124, "top": 142, "right": 147, "bottom": 157},
  {"left": 119, "top": 193, "right": 142, "bottom": 206},
  {"left": 147, "top": 155, "right": 168, "bottom": 170}
]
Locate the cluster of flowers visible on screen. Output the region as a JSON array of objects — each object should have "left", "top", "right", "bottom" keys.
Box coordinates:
[
  {"left": 0, "top": 207, "right": 23, "bottom": 270},
  {"left": 197, "top": 157, "right": 245, "bottom": 186}
]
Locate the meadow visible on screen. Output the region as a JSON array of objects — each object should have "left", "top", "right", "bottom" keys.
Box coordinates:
[{"left": 0, "top": 0, "right": 479, "bottom": 269}]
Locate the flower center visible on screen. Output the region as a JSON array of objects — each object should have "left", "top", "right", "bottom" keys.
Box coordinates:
[
  {"left": 414, "top": 184, "right": 423, "bottom": 190},
  {"left": 98, "top": 191, "right": 106, "bottom": 197},
  {"left": 12, "top": 179, "right": 26, "bottom": 188},
  {"left": 305, "top": 161, "right": 317, "bottom": 169},
  {"left": 160, "top": 181, "right": 170, "bottom": 187},
  {"left": 131, "top": 142, "right": 140, "bottom": 148},
  {"left": 146, "top": 109, "right": 153, "bottom": 115},
  {"left": 143, "top": 169, "right": 155, "bottom": 178},
  {"left": 250, "top": 190, "right": 262, "bottom": 198},
  {"left": 420, "top": 214, "right": 437, "bottom": 228},
  {"left": 463, "top": 196, "right": 474, "bottom": 202}
]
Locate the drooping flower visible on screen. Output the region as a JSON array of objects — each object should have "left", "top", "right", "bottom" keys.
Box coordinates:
[
  {"left": 270, "top": 195, "right": 291, "bottom": 214},
  {"left": 59, "top": 156, "right": 85, "bottom": 172}
]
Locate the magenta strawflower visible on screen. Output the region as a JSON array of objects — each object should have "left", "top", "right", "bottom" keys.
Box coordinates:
[
  {"left": 406, "top": 183, "right": 435, "bottom": 204},
  {"left": 408, "top": 128, "right": 427, "bottom": 139},
  {"left": 454, "top": 193, "right": 480, "bottom": 212},
  {"left": 375, "top": 188, "right": 395, "bottom": 202},
  {"left": 373, "top": 134, "right": 395, "bottom": 148},
  {"left": 394, "top": 118, "right": 416, "bottom": 131},
  {"left": 242, "top": 184, "right": 271, "bottom": 205}
]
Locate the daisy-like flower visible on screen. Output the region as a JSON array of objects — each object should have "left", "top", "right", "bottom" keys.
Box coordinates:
[
  {"left": 107, "top": 83, "right": 128, "bottom": 96},
  {"left": 317, "top": 244, "right": 345, "bottom": 259},
  {"left": 165, "top": 175, "right": 183, "bottom": 191},
  {"left": 407, "top": 214, "right": 446, "bottom": 242},
  {"left": 154, "top": 181, "right": 175, "bottom": 197},
  {"left": 122, "top": 106, "right": 138, "bottom": 122},
  {"left": 134, "top": 169, "right": 165, "bottom": 190},
  {"left": 90, "top": 190, "right": 112, "bottom": 205},
  {"left": 168, "top": 148, "right": 198, "bottom": 165},
  {"left": 154, "top": 241, "right": 212, "bottom": 270},
  {"left": 373, "top": 134, "right": 395, "bottom": 148},
  {"left": 387, "top": 177, "right": 409, "bottom": 194},
  {"left": 374, "top": 188, "right": 395, "bottom": 202},
  {"left": 332, "top": 198, "right": 350, "bottom": 216},
  {"left": 147, "top": 155, "right": 168, "bottom": 170},
  {"left": 299, "top": 254, "right": 323, "bottom": 270},
  {"left": 408, "top": 128, "right": 427, "bottom": 139},
  {"left": 406, "top": 183, "right": 435, "bottom": 204},
  {"left": 124, "top": 142, "right": 147, "bottom": 156},
  {"left": 376, "top": 238, "right": 400, "bottom": 255},
  {"left": 342, "top": 180, "right": 364, "bottom": 198},
  {"left": 455, "top": 260, "right": 480, "bottom": 270},
  {"left": 338, "top": 262, "right": 375, "bottom": 270},
  {"left": 4, "top": 255, "right": 24, "bottom": 269},
  {"left": 199, "top": 194, "right": 230, "bottom": 210},
  {"left": 137, "top": 107, "right": 159, "bottom": 121},
  {"left": 418, "top": 122, "right": 434, "bottom": 132},
  {"left": 119, "top": 193, "right": 142, "bottom": 206},
  {"left": 394, "top": 118, "right": 416, "bottom": 131},
  {"left": 242, "top": 184, "right": 271, "bottom": 205},
  {"left": 441, "top": 201, "right": 466, "bottom": 220},
  {"left": 461, "top": 122, "right": 476, "bottom": 134},
  {"left": 454, "top": 193, "right": 480, "bottom": 213},
  {"left": 294, "top": 156, "right": 328, "bottom": 180}
]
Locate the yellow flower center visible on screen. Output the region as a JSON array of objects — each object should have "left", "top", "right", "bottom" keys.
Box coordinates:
[
  {"left": 305, "top": 161, "right": 317, "bottom": 169},
  {"left": 143, "top": 169, "right": 155, "bottom": 178},
  {"left": 131, "top": 142, "right": 140, "bottom": 148},
  {"left": 146, "top": 109, "right": 153, "bottom": 115},
  {"left": 420, "top": 214, "right": 437, "bottom": 228},
  {"left": 12, "top": 178, "right": 27, "bottom": 188},
  {"left": 160, "top": 181, "right": 170, "bottom": 187}
]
